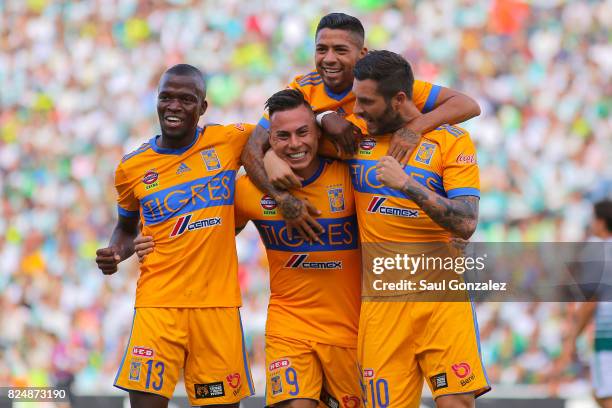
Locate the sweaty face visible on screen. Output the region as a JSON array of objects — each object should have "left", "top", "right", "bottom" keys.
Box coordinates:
[
  {"left": 269, "top": 105, "right": 320, "bottom": 177},
  {"left": 315, "top": 28, "right": 365, "bottom": 93},
  {"left": 353, "top": 79, "right": 403, "bottom": 136},
  {"left": 157, "top": 73, "right": 206, "bottom": 140}
]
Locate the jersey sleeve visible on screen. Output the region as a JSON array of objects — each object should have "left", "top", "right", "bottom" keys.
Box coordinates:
[
  {"left": 115, "top": 163, "right": 139, "bottom": 218},
  {"left": 227, "top": 123, "right": 255, "bottom": 164},
  {"left": 441, "top": 127, "right": 480, "bottom": 199},
  {"left": 234, "top": 176, "right": 251, "bottom": 229},
  {"left": 413, "top": 80, "right": 442, "bottom": 113},
  {"left": 257, "top": 75, "right": 306, "bottom": 130}
]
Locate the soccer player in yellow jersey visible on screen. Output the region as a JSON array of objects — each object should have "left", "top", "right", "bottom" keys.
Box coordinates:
[
  {"left": 236, "top": 89, "right": 361, "bottom": 408},
  {"left": 136, "top": 89, "right": 363, "bottom": 408},
  {"left": 242, "top": 13, "right": 481, "bottom": 243},
  {"left": 351, "top": 51, "right": 490, "bottom": 408},
  {"left": 95, "top": 65, "right": 254, "bottom": 407}
]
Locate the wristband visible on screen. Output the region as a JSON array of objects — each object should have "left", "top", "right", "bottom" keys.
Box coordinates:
[{"left": 315, "top": 110, "right": 336, "bottom": 126}]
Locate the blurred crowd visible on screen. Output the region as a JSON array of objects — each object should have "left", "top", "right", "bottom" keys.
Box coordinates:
[{"left": 1, "top": 0, "right": 611, "bottom": 398}]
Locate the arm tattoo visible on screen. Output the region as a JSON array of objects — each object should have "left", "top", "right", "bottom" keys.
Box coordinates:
[
  {"left": 241, "top": 126, "right": 285, "bottom": 199},
  {"left": 401, "top": 180, "right": 479, "bottom": 239},
  {"left": 278, "top": 195, "right": 303, "bottom": 220}
]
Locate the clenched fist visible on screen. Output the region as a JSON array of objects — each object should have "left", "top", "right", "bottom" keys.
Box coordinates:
[
  {"left": 375, "top": 156, "right": 410, "bottom": 190},
  {"left": 95, "top": 247, "right": 121, "bottom": 275}
]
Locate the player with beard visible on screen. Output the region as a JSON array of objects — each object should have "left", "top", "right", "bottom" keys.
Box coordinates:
[
  {"left": 242, "top": 13, "right": 481, "bottom": 244},
  {"left": 263, "top": 51, "right": 490, "bottom": 407},
  {"left": 95, "top": 64, "right": 254, "bottom": 407}
]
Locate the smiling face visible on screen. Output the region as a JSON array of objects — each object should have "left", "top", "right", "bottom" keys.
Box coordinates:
[
  {"left": 353, "top": 78, "right": 405, "bottom": 136},
  {"left": 269, "top": 104, "right": 321, "bottom": 179},
  {"left": 157, "top": 73, "right": 207, "bottom": 142},
  {"left": 315, "top": 28, "right": 366, "bottom": 94}
]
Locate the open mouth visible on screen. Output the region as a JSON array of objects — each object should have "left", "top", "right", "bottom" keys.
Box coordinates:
[
  {"left": 287, "top": 152, "right": 306, "bottom": 160},
  {"left": 322, "top": 67, "right": 342, "bottom": 76},
  {"left": 164, "top": 115, "right": 183, "bottom": 127}
]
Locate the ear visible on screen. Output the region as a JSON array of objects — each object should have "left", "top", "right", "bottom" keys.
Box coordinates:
[
  {"left": 199, "top": 100, "right": 208, "bottom": 117},
  {"left": 393, "top": 92, "right": 408, "bottom": 110},
  {"left": 360, "top": 46, "right": 368, "bottom": 58}
]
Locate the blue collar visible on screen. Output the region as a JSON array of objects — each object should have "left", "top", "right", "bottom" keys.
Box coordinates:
[
  {"left": 150, "top": 127, "right": 202, "bottom": 155},
  {"left": 324, "top": 84, "right": 352, "bottom": 101},
  {"left": 301, "top": 158, "right": 326, "bottom": 187}
]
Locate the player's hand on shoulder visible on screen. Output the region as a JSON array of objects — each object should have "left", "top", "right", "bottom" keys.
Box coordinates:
[
  {"left": 276, "top": 193, "right": 324, "bottom": 244},
  {"left": 388, "top": 125, "right": 421, "bottom": 165},
  {"left": 375, "top": 156, "right": 410, "bottom": 191},
  {"left": 95, "top": 246, "right": 121, "bottom": 275},
  {"left": 134, "top": 235, "right": 154, "bottom": 263},
  {"left": 264, "top": 150, "right": 302, "bottom": 190},
  {"left": 320, "top": 112, "right": 359, "bottom": 156}
]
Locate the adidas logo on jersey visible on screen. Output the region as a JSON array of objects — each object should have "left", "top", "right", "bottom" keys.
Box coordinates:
[
  {"left": 176, "top": 162, "right": 191, "bottom": 174},
  {"left": 367, "top": 197, "right": 419, "bottom": 218},
  {"left": 284, "top": 254, "right": 342, "bottom": 269}
]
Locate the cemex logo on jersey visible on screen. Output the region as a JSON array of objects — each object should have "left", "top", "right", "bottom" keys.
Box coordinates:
[
  {"left": 169, "top": 214, "right": 221, "bottom": 237},
  {"left": 284, "top": 254, "right": 342, "bottom": 269},
  {"left": 367, "top": 197, "right": 419, "bottom": 218}
]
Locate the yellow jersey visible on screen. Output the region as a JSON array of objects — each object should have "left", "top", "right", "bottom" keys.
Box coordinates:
[
  {"left": 234, "top": 159, "right": 360, "bottom": 347},
  {"left": 115, "top": 124, "right": 254, "bottom": 307}
]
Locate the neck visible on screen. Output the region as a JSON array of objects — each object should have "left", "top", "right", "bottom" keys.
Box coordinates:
[
  {"left": 159, "top": 126, "right": 199, "bottom": 149},
  {"left": 294, "top": 156, "right": 321, "bottom": 182}
]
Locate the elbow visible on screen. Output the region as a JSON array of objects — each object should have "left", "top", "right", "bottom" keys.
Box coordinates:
[
  {"left": 459, "top": 219, "right": 478, "bottom": 240},
  {"left": 467, "top": 97, "right": 481, "bottom": 119}
]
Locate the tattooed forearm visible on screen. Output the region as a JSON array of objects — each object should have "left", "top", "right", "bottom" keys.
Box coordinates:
[
  {"left": 241, "top": 125, "right": 285, "bottom": 199},
  {"left": 278, "top": 194, "right": 303, "bottom": 220},
  {"left": 402, "top": 180, "right": 479, "bottom": 239}
]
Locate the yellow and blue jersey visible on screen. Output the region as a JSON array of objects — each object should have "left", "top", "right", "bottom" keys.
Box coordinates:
[
  {"left": 234, "top": 159, "right": 361, "bottom": 347},
  {"left": 257, "top": 71, "right": 442, "bottom": 129},
  {"left": 342, "top": 118, "right": 480, "bottom": 243},
  {"left": 115, "top": 123, "right": 254, "bottom": 308}
]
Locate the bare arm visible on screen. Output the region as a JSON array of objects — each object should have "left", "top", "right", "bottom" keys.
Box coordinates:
[
  {"left": 95, "top": 215, "right": 139, "bottom": 274},
  {"left": 566, "top": 302, "right": 598, "bottom": 343},
  {"left": 375, "top": 156, "right": 479, "bottom": 240}
]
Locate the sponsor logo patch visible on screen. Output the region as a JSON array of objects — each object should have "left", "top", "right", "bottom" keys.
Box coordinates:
[
  {"left": 201, "top": 149, "right": 221, "bottom": 171},
  {"left": 367, "top": 196, "right": 419, "bottom": 218},
  {"left": 271, "top": 375, "right": 283, "bottom": 395},
  {"left": 260, "top": 195, "right": 278, "bottom": 216},
  {"left": 430, "top": 373, "right": 448, "bottom": 391},
  {"left": 269, "top": 359, "right": 291, "bottom": 371},
  {"left": 226, "top": 373, "right": 240, "bottom": 389},
  {"left": 452, "top": 362, "right": 476, "bottom": 386},
  {"left": 131, "top": 346, "right": 154, "bottom": 358},
  {"left": 359, "top": 138, "right": 376, "bottom": 155},
  {"left": 342, "top": 395, "right": 361, "bottom": 408},
  {"left": 129, "top": 361, "right": 141, "bottom": 381},
  {"left": 194, "top": 381, "right": 225, "bottom": 398},
  {"left": 143, "top": 170, "right": 159, "bottom": 190},
  {"left": 284, "top": 254, "right": 342, "bottom": 269},
  {"left": 363, "top": 368, "right": 375, "bottom": 379},
  {"left": 320, "top": 388, "right": 339, "bottom": 408},
  {"left": 327, "top": 186, "right": 345, "bottom": 213},
  {"left": 169, "top": 215, "right": 221, "bottom": 237},
  {"left": 456, "top": 152, "right": 476, "bottom": 164},
  {"left": 414, "top": 142, "right": 436, "bottom": 165}
]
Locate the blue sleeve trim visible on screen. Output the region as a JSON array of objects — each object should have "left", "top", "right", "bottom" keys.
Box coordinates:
[
  {"left": 447, "top": 187, "right": 480, "bottom": 199},
  {"left": 422, "top": 84, "right": 441, "bottom": 113},
  {"left": 118, "top": 206, "right": 139, "bottom": 218},
  {"left": 257, "top": 116, "right": 270, "bottom": 130}
]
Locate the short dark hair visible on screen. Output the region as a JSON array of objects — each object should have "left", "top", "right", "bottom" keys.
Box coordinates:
[
  {"left": 265, "top": 89, "right": 311, "bottom": 118},
  {"left": 594, "top": 200, "right": 612, "bottom": 232},
  {"left": 164, "top": 64, "right": 207, "bottom": 95},
  {"left": 316, "top": 13, "right": 365, "bottom": 45},
  {"left": 353, "top": 50, "right": 414, "bottom": 100}
]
